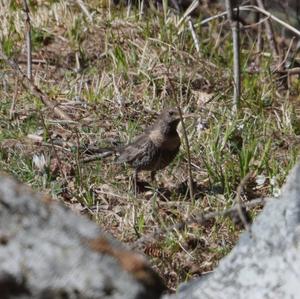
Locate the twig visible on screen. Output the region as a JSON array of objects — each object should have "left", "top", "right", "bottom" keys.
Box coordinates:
[
  {"left": 194, "top": 6, "right": 300, "bottom": 38},
  {"left": 276, "top": 67, "right": 300, "bottom": 75},
  {"left": 74, "top": 129, "right": 83, "bottom": 191},
  {"left": 22, "top": 0, "right": 32, "bottom": 80},
  {"left": 177, "top": 0, "right": 199, "bottom": 28},
  {"left": 112, "top": 74, "right": 125, "bottom": 111},
  {"left": 0, "top": 46, "right": 72, "bottom": 121},
  {"left": 225, "top": 0, "right": 241, "bottom": 113},
  {"left": 75, "top": 0, "right": 93, "bottom": 22},
  {"left": 9, "top": 77, "right": 19, "bottom": 120},
  {"left": 255, "top": 5, "right": 263, "bottom": 65},
  {"left": 187, "top": 16, "right": 200, "bottom": 53},
  {"left": 170, "top": 0, "right": 180, "bottom": 11},
  {"left": 243, "top": 15, "right": 270, "bottom": 29},
  {"left": 139, "top": 0, "right": 145, "bottom": 21},
  {"left": 44, "top": 119, "right": 78, "bottom": 124},
  {"left": 162, "top": 0, "right": 168, "bottom": 23},
  {"left": 75, "top": 51, "right": 81, "bottom": 72},
  {"left": 135, "top": 197, "right": 269, "bottom": 245},
  {"left": 41, "top": 28, "right": 68, "bottom": 42},
  {"left": 126, "top": 0, "right": 132, "bottom": 18},
  {"left": 244, "top": 5, "right": 300, "bottom": 37},
  {"left": 256, "top": 0, "right": 279, "bottom": 58},
  {"left": 39, "top": 112, "right": 69, "bottom": 183},
  {"left": 18, "top": 58, "right": 48, "bottom": 65},
  {"left": 41, "top": 142, "right": 72, "bottom": 152},
  {"left": 195, "top": 11, "right": 228, "bottom": 27},
  {"left": 235, "top": 172, "right": 252, "bottom": 232},
  {"left": 274, "top": 37, "right": 295, "bottom": 72},
  {"left": 166, "top": 71, "right": 194, "bottom": 203}
]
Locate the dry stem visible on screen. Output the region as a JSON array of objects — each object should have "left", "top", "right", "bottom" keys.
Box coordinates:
[{"left": 0, "top": 46, "right": 72, "bottom": 121}]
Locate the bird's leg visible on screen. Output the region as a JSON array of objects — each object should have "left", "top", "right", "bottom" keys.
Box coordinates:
[
  {"left": 133, "top": 169, "right": 138, "bottom": 196},
  {"left": 129, "top": 170, "right": 139, "bottom": 196},
  {"left": 150, "top": 171, "right": 156, "bottom": 182}
]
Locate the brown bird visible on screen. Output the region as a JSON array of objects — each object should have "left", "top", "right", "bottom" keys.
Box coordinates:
[{"left": 83, "top": 108, "right": 183, "bottom": 181}]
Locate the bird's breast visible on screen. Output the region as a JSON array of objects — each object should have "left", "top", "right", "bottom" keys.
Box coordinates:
[{"left": 149, "top": 129, "right": 180, "bottom": 151}]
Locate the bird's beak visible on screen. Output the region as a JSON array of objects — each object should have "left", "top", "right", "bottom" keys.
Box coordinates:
[{"left": 181, "top": 113, "right": 197, "bottom": 119}]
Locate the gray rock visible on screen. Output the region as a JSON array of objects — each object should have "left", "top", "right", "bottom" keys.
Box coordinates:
[
  {"left": 3, "top": 161, "right": 300, "bottom": 299},
  {"left": 164, "top": 162, "right": 300, "bottom": 299},
  {"left": 0, "top": 175, "right": 165, "bottom": 299}
]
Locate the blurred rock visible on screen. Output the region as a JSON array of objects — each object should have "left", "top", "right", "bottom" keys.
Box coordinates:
[
  {"left": 0, "top": 175, "right": 166, "bottom": 299},
  {"left": 164, "top": 162, "right": 300, "bottom": 299}
]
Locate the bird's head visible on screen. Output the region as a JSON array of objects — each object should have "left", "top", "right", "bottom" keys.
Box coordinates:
[
  {"left": 160, "top": 108, "right": 181, "bottom": 125},
  {"left": 155, "top": 108, "right": 181, "bottom": 135}
]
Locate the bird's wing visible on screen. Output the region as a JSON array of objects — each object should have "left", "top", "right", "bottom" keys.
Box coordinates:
[{"left": 116, "top": 135, "right": 152, "bottom": 164}]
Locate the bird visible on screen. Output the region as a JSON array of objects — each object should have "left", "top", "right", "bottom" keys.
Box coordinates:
[{"left": 83, "top": 108, "right": 183, "bottom": 182}]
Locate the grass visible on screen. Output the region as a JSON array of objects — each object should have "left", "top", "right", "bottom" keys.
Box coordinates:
[{"left": 0, "top": 0, "right": 300, "bottom": 289}]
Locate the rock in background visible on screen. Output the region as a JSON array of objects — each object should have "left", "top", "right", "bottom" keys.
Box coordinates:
[
  {"left": 0, "top": 175, "right": 166, "bottom": 299},
  {"left": 2, "top": 160, "right": 300, "bottom": 299},
  {"left": 164, "top": 162, "right": 300, "bottom": 299}
]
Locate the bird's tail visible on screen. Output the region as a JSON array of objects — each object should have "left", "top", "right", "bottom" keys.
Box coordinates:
[
  {"left": 80, "top": 145, "right": 116, "bottom": 163},
  {"left": 81, "top": 144, "right": 115, "bottom": 155}
]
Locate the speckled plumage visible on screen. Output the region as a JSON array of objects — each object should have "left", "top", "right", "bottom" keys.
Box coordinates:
[
  {"left": 83, "top": 108, "right": 182, "bottom": 179},
  {"left": 115, "top": 108, "right": 181, "bottom": 174}
]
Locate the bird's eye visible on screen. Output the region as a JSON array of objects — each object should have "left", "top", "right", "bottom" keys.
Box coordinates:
[{"left": 169, "top": 111, "right": 174, "bottom": 116}]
